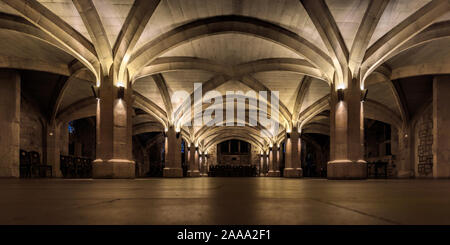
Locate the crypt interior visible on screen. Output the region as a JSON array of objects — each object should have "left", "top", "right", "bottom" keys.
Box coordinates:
[{"left": 1, "top": 0, "right": 450, "bottom": 225}]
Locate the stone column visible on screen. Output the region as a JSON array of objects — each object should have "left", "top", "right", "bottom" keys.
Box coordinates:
[
  {"left": 0, "top": 70, "right": 20, "bottom": 177},
  {"left": 284, "top": 128, "right": 303, "bottom": 177},
  {"left": 200, "top": 153, "right": 208, "bottom": 176},
  {"left": 264, "top": 152, "right": 269, "bottom": 176},
  {"left": 93, "top": 71, "right": 135, "bottom": 178},
  {"left": 203, "top": 154, "right": 209, "bottom": 176},
  {"left": 187, "top": 144, "right": 200, "bottom": 177},
  {"left": 277, "top": 145, "right": 282, "bottom": 173},
  {"left": 44, "top": 122, "right": 63, "bottom": 177},
  {"left": 60, "top": 122, "right": 69, "bottom": 156},
  {"left": 433, "top": 75, "right": 450, "bottom": 178},
  {"left": 268, "top": 145, "right": 280, "bottom": 176},
  {"left": 396, "top": 126, "right": 414, "bottom": 178},
  {"left": 163, "top": 126, "right": 183, "bottom": 177},
  {"left": 259, "top": 153, "right": 264, "bottom": 176},
  {"left": 328, "top": 79, "right": 366, "bottom": 179},
  {"left": 142, "top": 150, "right": 150, "bottom": 176}
]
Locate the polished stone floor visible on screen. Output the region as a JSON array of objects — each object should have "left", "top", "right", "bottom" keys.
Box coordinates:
[{"left": 1, "top": 178, "right": 450, "bottom": 225}]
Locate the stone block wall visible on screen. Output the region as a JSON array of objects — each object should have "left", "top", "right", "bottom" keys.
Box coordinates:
[
  {"left": 207, "top": 144, "right": 217, "bottom": 165},
  {"left": 251, "top": 146, "right": 260, "bottom": 166},
  {"left": 416, "top": 106, "right": 433, "bottom": 177},
  {"left": 20, "top": 96, "right": 44, "bottom": 161}
]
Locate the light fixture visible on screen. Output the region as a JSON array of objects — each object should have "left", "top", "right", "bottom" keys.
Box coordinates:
[
  {"left": 117, "top": 86, "right": 125, "bottom": 99},
  {"left": 337, "top": 88, "right": 344, "bottom": 101},
  {"left": 91, "top": 85, "right": 99, "bottom": 99},
  {"left": 361, "top": 89, "right": 369, "bottom": 102}
]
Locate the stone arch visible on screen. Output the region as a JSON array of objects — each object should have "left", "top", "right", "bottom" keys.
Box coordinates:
[{"left": 128, "top": 15, "right": 334, "bottom": 81}]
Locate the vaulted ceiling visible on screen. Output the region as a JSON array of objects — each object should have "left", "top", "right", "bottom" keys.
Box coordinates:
[{"left": 1, "top": 0, "right": 449, "bottom": 151}]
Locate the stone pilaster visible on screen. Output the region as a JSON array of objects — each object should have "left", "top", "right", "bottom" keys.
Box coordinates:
[
  {"left": 0, "top": 70, "right": 20, "bottom": 177},
  {"left": 395, "top": 125, "right": 414, "bottom": 178},
  {"left": 433, "top": 76, "right": 450, "bottom": 178},
  {"left": 200, "top": 154, "right": 208, "bottom": 176},
  {"left": 44, "top": 122, "right": 64, "bottom": 177}
]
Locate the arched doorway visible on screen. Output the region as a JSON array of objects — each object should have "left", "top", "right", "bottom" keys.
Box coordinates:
[{"left": 209, "top": 139, "right": 257, "bottom": 177}]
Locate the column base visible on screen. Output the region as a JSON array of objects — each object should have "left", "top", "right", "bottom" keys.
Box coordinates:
[
  {"left": 327, "top": 160, "right": 367, "bottom": 180},
  {"left": 284, "top": 168, "right": 303, "bottom": 178},
  {"left": 187, "top": 170, "right": 201, "bottom": 177},
  {"left": 163, "top": 168, "right": 183, "bottom": 178},
  {"left": 267, "top": 170, "right": 280, "bottom": 177},
  {"left": 92, "top": 159, "right": 135, "bottom": 179}
]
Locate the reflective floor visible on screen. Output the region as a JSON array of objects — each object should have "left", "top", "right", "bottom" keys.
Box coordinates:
[{"left": 1, "top": 178, "right": 450, "bottom": 225}]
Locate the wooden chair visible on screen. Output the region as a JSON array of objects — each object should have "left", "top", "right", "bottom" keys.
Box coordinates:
[
  {"left": 60, "top": 155, "right": 68, "bottom": 177},
  {"left": 29, "top": 151, "right": 53, "bottom": 178}
]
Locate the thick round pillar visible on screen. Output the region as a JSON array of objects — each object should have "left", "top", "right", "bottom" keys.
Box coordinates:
[
  {"left": 284, "top": 128, "right": 303, "bottom": 178},
  {"left": 328, "top": 79, "right": 366, "bottom": 179},
  {"left": 93, "top": 72, "right": 135, "bottom": 179},
  {"left": 163, "top": 126, "right": 183, "bottom": 177},
  {"left": 0, "top": 70, "right": 20, "bottom": 177},
  {"left": 187, "top": 144, "right": 200, "bottom": 177}
]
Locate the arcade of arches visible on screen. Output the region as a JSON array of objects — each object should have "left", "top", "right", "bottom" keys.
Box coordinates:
[{"left": 0, "top": 0, "right": 450, "bottom": 181}]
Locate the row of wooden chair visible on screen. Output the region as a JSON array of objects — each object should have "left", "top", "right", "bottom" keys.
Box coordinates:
[
  {"left": 20, "top": 150, "right": 52, "bottom": 178},
  {"left": 60, "top": 155, "right": 92, "bottom": 178},
  {"left": 367, "top": 161, "right": 388, "bottom": 179}
]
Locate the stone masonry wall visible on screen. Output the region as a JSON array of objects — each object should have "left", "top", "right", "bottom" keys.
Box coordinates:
[
  {"left": 20, "top": 96, "right": 44, "bottom": 161},
  {"left": 207, "top": 144, "right": 217, "bottom": 165},
  {"left": 251, "top": 146, "right": 260, "bottom": 167},
  {"left": 417, "top": 106, "right": 433, "bottom": 177}
]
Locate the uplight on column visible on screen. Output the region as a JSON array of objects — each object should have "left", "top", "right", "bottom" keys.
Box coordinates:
[
  {"left": 175, "top": 127, "right": 180, "bottom": 138},
  {"left": 91, "top": 85, "right": 99, "bottom": 100},
  {"left": 360, "top": 89, "right": 368, "bottom": 102}
]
